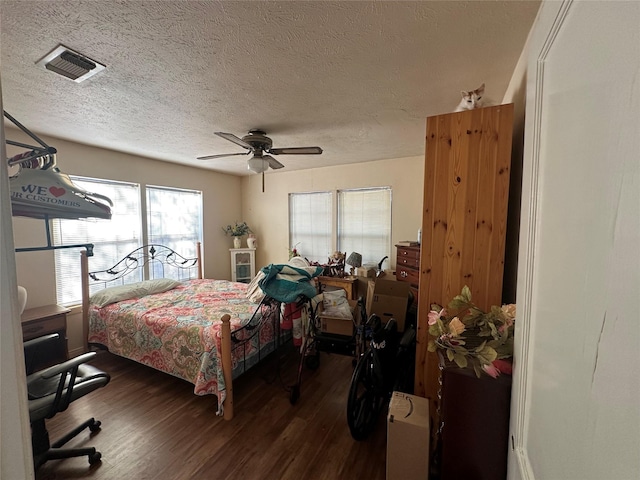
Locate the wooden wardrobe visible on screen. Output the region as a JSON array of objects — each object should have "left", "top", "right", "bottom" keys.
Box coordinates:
[{"left": 414, "top": 103, "right": 514, "bottom": 430}]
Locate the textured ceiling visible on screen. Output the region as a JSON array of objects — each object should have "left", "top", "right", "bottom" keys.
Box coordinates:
[{"left": 1, "top": 1, "right": 540, "bottom": 176}]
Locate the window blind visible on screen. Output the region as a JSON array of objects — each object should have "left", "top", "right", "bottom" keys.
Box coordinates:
[
  {"left": 289, "top": 191, "right": 332, "bottom": 263},
  {"left": 338, "top": 187, "right": 392, "bottom": 267},
  {"left": 52, "top": 177, "right": 142, "bottom": 305},
  {"left": 146, "top": 185, "right": 202, "bottom": 279}
]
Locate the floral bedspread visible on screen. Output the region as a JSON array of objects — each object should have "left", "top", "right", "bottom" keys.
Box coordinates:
[{"left": 88, "top": 279, "right": 273, "bottom": 411}]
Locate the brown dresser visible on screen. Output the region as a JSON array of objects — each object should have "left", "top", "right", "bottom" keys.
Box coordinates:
[{"left": 395, "top": 244, "right": 420, "bottom": 302}]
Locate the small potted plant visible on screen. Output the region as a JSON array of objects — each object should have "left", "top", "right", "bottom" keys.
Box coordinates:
[
  {"left": 427, "top": 285, "right": 515, "bottom": 378},
  {"left": 222, "top": 221, "right": 252, "bottom": 248}
]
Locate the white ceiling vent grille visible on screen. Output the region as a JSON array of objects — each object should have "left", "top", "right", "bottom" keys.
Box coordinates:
[{"left": 36, "top": 45, "right": 105, "bottom": 82}]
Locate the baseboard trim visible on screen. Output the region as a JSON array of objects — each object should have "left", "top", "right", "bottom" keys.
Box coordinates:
[{"left": 69, "top": 346, "right": 85, "bottom": 357}]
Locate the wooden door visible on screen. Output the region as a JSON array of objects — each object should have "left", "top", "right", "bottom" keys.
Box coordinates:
[{"left": 415, "top": 103, "right": 514, "bottom": 431}]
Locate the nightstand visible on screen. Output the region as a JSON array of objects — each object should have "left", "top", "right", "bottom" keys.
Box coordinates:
[
  {"left": 21, "top": 304, "right": 70, "bottom": 371},
  {"left": 317, "top": 276, "right": 358, "bottom": 300},
  {"left": 230, "top": 248, "right": 256, "bottom": 283}
]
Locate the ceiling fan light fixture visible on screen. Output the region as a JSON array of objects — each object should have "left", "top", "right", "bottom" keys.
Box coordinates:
[{"left": 248, "top": 155, "right": 268, "bottom": 174}]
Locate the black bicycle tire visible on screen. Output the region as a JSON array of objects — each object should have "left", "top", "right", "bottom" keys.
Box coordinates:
[{"left": 346, "top": 349, "right": 383, "bottom": 440}]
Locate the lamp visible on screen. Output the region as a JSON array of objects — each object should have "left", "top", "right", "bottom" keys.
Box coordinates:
[
  {"left": 345, "top": 252, "right": 362, "bottom": 276},
  {"left": 247, "top": 155, "right": 269, "bottom": 174}
]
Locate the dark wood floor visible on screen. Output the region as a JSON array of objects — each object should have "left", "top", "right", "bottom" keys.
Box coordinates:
[{"left": 35, "top": 345, "right": 388, "bottom": 480}]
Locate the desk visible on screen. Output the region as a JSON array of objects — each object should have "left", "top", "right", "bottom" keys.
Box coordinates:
[
  {"left": 22, "top": 304, "right": 70, "bottom": 371},
  {"left": 317, "top": 276, "right": 358, "bottom": 300}
]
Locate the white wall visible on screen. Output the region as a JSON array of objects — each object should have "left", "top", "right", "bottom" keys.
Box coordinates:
[
  {"left": 240, "top": 156, "right": 425, "bottom": 272},
  {"left": 509, "top": 1, "right": 640, "bottom": 479}
]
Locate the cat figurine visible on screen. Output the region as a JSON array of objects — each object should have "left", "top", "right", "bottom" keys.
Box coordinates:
[{"left": 455, "top": 83, "right": 486, "bottom": 111}]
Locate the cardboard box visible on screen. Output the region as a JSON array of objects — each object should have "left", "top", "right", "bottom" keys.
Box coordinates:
[
  {"left": 318, "top": 299, "right": 357, "bottom": 336},
  {"left": 386, "top": 392, "right": 430, "bottom": 480},
  {"left": 366, "top": 277, "right": 410, "bottom": 331},
  {"left": 356, "top": 266, "right": 376, "bottom": 278}
]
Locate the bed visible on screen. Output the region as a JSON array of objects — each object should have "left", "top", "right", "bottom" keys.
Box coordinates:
[{"left": 80, "top": 243, "right": 283, "bottom": 420}]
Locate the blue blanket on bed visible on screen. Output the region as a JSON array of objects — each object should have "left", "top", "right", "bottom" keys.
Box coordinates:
[{"left": 259, "top": 263, "right": 323, "bottom": 303}]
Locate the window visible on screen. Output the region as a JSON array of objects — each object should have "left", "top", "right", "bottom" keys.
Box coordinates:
[
  {"left": 53, "top": 177, "right": 142, "bottom": 305},
  {"left": 53, "top": 178, "right": 203, "bottom": 306},
  {"left": 338, "top": 188, "right": 392, "bottom": 267},
  {"left": 289, "top": 187, "right": 392, "bottom": 267},
  {"left": 146, "top": 184, "right": 203, "bottom": 260},
  {"left": 289, "top": 192, "right": 332, "bottom": 263}
]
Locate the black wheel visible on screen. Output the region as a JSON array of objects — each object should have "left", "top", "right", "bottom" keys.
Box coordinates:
[
  {"left": 88, "top": 451, "right": 102, "bottom": 465},
  {"left": 347, "top": 349, "right": 384, "bottom": 440},
  {"left": 89, "top": 420, "right": 101, "bottom": 432},
  {"left": 290, "top": 385, "right": 300, "bottom": 405},
  {"left": 305, "top": 351, "right": 320, "bottom": 370}
]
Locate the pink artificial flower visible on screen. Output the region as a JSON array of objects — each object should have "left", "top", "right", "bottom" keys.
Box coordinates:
[
  {"left": 498, "top": 315, "right": 514, "bottom": 334},
  {"left": 482, "top": 363, "right": 501, "bottom": 378},
  {"left": 492, "top": 358, "right": 513, "bottom": 375},
  {"left": 428, "top": 307, "right": 446, "bottom": 326}
]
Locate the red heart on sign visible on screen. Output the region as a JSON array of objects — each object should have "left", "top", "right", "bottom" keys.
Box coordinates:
[{"left": 49, "top": 187, "right": 66, "bottom": 197}]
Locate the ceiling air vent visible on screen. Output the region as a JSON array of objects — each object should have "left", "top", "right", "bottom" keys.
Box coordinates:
[{"left": 36, "top": 45, "right": 105, "bottom": 82}]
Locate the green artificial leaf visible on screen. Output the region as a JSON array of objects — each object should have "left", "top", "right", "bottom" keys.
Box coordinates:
[
  {"left": 453, "top": 353, "right": 468, "bottom": 368},
  {"left": 474, "top": 340, "right": 487, "bottom": 352},
  {"left": 448, "top": 298, "right": 468, "bottom": 311},
  {"left": 487, "top": 322, "right": 499, "bottom": 337},
  {"left": 428, "top": 341, "right": 437, "bottom": 352},
  {"left": 428, "top": 324, "right": 440, "bottom": 337},
  {"left": 472, "top": 363, "right": 483, "bottom": 377},
  {"left": 461, "top": 285, "right": 472, "bottom": 302},
  {"left": 446, "top": 349, "right": 455, "bottom": 361},
  {"left": 476, "top": 345, "right": 498, "bottom": 365}
]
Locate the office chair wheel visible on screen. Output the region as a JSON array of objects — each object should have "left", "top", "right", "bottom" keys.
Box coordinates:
[
  {"left": 88, "top": 451, "right": 102, "bottom": 465},
  {"left": 88, "top": 419, "right": 102, "bottom": 432}
]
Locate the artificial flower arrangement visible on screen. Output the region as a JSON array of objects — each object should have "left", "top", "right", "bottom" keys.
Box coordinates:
[
  {"left": 222, "top": 221, "right": 251, "bottom": 237},
  {"left": 427, "top": 285, "right": 515, "bottom": 378},
  {"left": 288, "top": 242, "right": 301, "bottom": 259}
]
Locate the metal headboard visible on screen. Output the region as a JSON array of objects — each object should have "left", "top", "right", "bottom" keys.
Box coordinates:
[{"left": 88, "top": 244, "right": 201, "bottom": 285}]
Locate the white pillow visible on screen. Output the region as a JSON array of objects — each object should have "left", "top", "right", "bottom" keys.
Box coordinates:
[
  {"left": 90, "top": 278, "right": 181, "bottom": 308},
  {"left": 90, "top": 283, "right": 148, "bottom": 308},
  {"left": 139, "top": 278, "right": 182, "bottom": 295}
]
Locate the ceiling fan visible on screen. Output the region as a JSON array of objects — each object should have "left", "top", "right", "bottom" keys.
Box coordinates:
[{"left": 197, "top": 129, "right": 323, "bottom": 174}]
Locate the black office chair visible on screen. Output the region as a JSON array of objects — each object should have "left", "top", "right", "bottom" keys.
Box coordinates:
[{"left": 25, "top": 334, "right": 111, "bottom": 469}]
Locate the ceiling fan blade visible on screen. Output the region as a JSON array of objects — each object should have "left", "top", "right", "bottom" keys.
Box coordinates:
[
  {"left": 264, "top": 155, "right": 284, "bottom": 170},
  {"left": 214, "top": 132, "right": 253, "bottom": 150},
  {"left": 268, "top": 146, "right": 323, "bottom": 155},
  {"left": 197, "top": 152, "right": 248, "bottom": 161}
]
